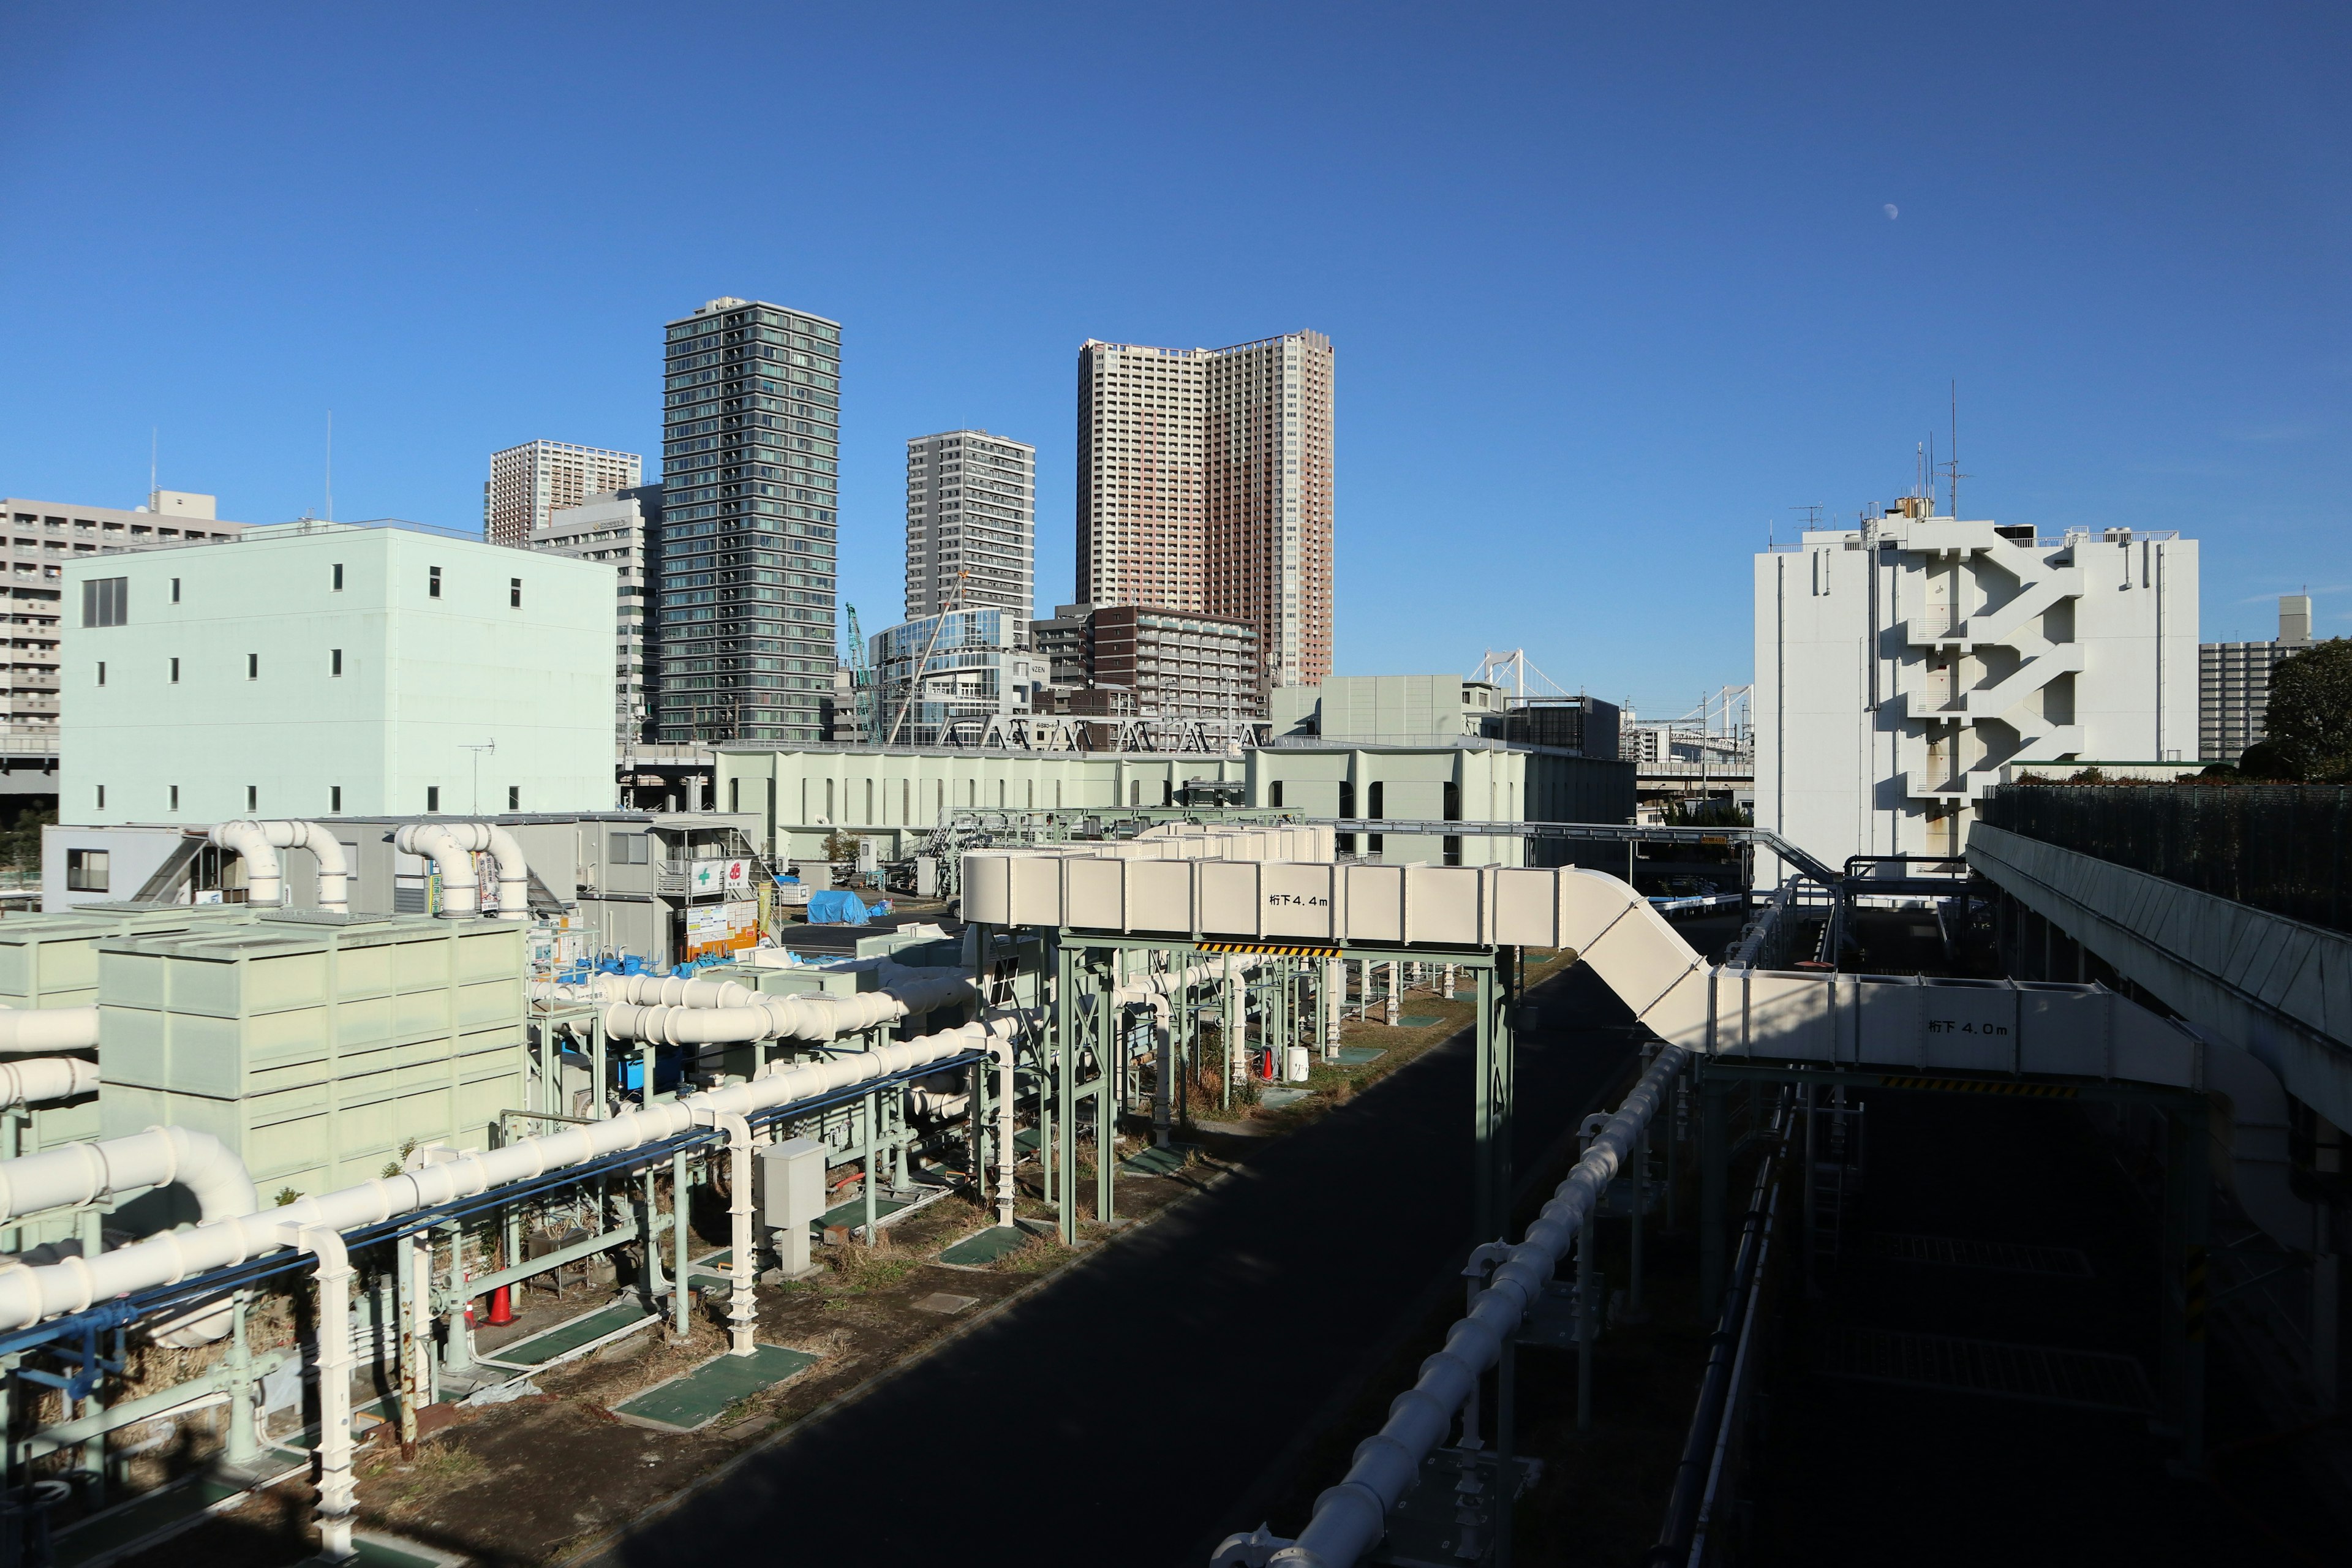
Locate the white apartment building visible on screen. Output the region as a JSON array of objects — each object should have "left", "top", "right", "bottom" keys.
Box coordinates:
[
  {"left": 1754, "top": 500, "right": 2198, "bottom": 876},
  {"left": 906, "top": 431, "right": 1034, "bottom": 620},
  {"left": 0, "top": 492, "right": 247, "bottom": 766},
  {"left": 535, "top": 486, "right": 660, "bottom": 745},
  {"left": 1076, "top": 332, "right": 1335, "bottom": 696},
  {"left": 484, "top": 440, "right": 642, "bottom": 549},
  {"left": 2199, "top": 594, "right": 2312, "bottom": 763}
]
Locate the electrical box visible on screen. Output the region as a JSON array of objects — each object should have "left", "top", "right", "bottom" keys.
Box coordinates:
[
  {"left": 756, "top": 1135, "right": 829, "bottom": 1276},
  {"left": 915, "top": 856, "right": 938, "bottom": 897}
]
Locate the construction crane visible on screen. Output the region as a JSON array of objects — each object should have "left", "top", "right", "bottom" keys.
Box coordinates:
[{"left": 843, "top": 604, "right": 878, "bottom": 742}]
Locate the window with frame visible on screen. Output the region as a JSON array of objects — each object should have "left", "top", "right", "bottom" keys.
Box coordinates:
[
  {"left": 429, "top": 567, "right": 442, "bottom": 599},
  {"left": 81, "top": 576, "right": 127, "bottom": 627},
  {"left": 66, "top": 849, "right": 108, "bottom": 892},
  {"left": 607, "top": 832, "right": 649, "bottom": 865}
]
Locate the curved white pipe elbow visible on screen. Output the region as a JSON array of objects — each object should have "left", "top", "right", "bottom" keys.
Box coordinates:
[
  {"left": 394, "top": 821, "right": 528, "bottom": 920},
  {"left": 0, "top": 1006, "right": 100, "bottom": 1054},
  {"left": 207, "top": 821, "right": 349, "bottom": 911},
  {"left": 0, "top": 1057, "right": 99, "bottom": 1106}
]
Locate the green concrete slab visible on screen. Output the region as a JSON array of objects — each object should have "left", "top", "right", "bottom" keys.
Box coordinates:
[
  {"left": 1118, "top": 1144, "right": 1193, "bottom": 1177},
  {"left": 818, "top": 1194, "right": 910, "bottom": 1233},
  {"left": 487, "top": 1300, "right": 652, "bottom": 1368},
  {"left": 55, "top": 1477, "right": 243, "bottom": 1567},
  {"left": 1014, "top": 1127, "right": 1042, "bottom": 1155},
  {"left": 1335, "top": 1046, "right": 1387, "bottom": 1066},
  {"left": 1393, "top": 1014, "right": 1446, "bottom": 1028},
  {"left": 938, "top": 1225, "right": 1031, "bottom": 1265},
  {"left": 616, "top": 1344, "right": 819, "bottom": 1431},
  {"left": 352, "top": 1532, "right": 461, "bottom": 1568},
  {"left": 1259, "top": 1086, "right": 1312, "bottom": 1109}
]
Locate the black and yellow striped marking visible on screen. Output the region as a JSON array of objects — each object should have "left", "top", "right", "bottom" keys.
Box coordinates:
[
  {"left": 1875, "top": 1076, "right": 2080, "bottom": 1099},
  {"left": 1197, "top": 941, "right": 1344, "bottom": 959}
]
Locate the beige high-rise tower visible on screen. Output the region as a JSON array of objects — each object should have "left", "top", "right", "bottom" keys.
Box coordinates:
[
  {"left": 1076, "top": 331, "right": 1333, "bottom": 695},
  {"left": 483, "top": 440, "right": 643, "bottom": 548}
]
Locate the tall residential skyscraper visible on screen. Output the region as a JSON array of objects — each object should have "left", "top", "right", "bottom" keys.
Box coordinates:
[
  {"left": 905, "top": 430, "right": 1036, "bottom": 620},
  {"left": 1076, "top": 331, "right": 1334, "bottom": 696},
  {"left": 652, "top": 296, "right": 841, "bottom": 745},
  {"left": 483, "top": 440, "right": 642, "bottom": 548}
]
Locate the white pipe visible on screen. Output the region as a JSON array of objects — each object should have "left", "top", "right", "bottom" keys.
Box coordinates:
[
  {"left": 207, "top": 821, "right": 349, "bottom": 912},
  {"left": 443, "top": 821, "right": 529, "bottom": 921},
  {"left": 0, "top": 1017, "right": 1017, "bottom": 1335},
  {"left": 0, "top": 1007, "right": 100, "bottom": 1054},
  {"left": 395, "top": 821, "right": 526, "bottom": 919},
  {"left": 294, "top": 1224, "right": 358, "bottom": 1564},
  {"left": 698, "top": 1110, "right": 758, "bottom": 1355},
  {"left": 0, "top": 1125, "right": 255, "bottom": 1227},
  {"left": 0, "top": 1057, "right": 100, "bottom": 1106},
  {"left": 602, "top": 965, "right": 979, "bottom": 1046},
  {"left": 1222, "top": 1045, "right": 1689, "bottom": 1568}
]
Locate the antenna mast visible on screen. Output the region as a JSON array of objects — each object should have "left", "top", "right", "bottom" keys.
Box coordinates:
[{"left": 324, "top": 410, "right": 334, "bottom": 523}]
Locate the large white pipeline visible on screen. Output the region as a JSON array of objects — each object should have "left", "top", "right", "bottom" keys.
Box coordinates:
[
  {"left": 0, "top": 1006, "right": 100, "bottom": 1055},
  {"left": 0, "top": 1057, "right": 100, "bottom": 1107},
  {"left": 598, "top": 964, "right": 980, "bottom": 1046},
  {"left": 1217, "top": 1044, "right": 1689, "bottom": 1568},
  {"left": 0, "top": 1019, "right": 1013, "bottom": 1336},
  {"left": 207, "top": 821, "right": 350, "bottom": 912},
  {"left": 0, "top": 1125, "right": 255, "bottom": 1227},
  {"left": 393, "top": 821, "right": 529, "bottom": 921}
]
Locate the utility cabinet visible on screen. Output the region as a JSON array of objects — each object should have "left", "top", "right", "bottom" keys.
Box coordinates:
[{"left": 96, "top": 911, "right": 529, "bottom": 1202}]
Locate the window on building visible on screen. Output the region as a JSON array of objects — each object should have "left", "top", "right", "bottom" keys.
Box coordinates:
[
  {"left": 507, "top": 786, "right": 519, "bottom": 810},
  {"left": 66, "top": 849, "right": 108, "bottom": 892},
  {"left": 1368, "top": 781, "right": 1385, "bottom": 818},
  {"left": 169, "top": 657, "right": 179, "bottom": 684},
  {"left": 426, "top": 785, "right": 440, "bottom": 813},
  {"left": 170, "top": 578, "right": 181, "bottom": 604},
  {"left": 510, "top": 577, "right": 522, "bottom": 608},
  {"left": 1443, "top": 782, "right": 1460, "bottom": 822},
  {"left": 729, "top": 778, "right": 739, "bottom": 813},
  {"left": 330, "top": 649, "right": 342, "bottom": 676},
  {"left": 1269, "top": 781, "right": 1284, "bottom": 809},
  {"left": 608, "top": 832, "right": 649, "bottom": 865},
  {"left": 332, "top": 564, "right": 344, "bottom": 591},
  {"left": 81, "top": 576, "right": 127, "bottom": 627},
  {"left": 246, "top": 785, "right": 257, "bottom": 811},
  {"left": 169, "top": 785, "right": 179, "bottom": 812},
  {"left": 330, "top": 785, "right": 342, "bottom": 813},
  {"left": 94, "top": 662, "right": 105, "bottom": 686},
  {"left": 92, "top": 785, "right": 105, "bottom": 811},
  {"left": 246, "top": 653, "right": 258, "bottom": 679},
  {"left": 429, "top": 567, "right": 442, "bottom": 599},
  {"left": 1338, "top": 780, "right": 1355, "bottom": 819}
]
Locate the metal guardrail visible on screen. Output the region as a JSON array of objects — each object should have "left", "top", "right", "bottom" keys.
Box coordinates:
[{"left": 1980, "top": 783, "right": 2351, "bottom": 935}]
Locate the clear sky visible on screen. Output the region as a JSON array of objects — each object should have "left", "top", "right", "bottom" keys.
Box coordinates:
[{"left": 2, "top": 2, "right": 2345, "bottom": 718}]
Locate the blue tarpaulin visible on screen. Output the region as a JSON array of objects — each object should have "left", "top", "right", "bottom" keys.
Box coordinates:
[{"left": 805, "top": 890, "right": 874, "bottom": 925}]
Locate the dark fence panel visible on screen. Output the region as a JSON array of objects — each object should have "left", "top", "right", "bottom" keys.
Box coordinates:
[{"left": 1978, "top": 785, "right": 2352, "bottom": 934}]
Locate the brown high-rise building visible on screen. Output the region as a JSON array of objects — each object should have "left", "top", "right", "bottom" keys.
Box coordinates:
[{"left": 1076, "top": 331, "right": 1333, "bottom": 695}]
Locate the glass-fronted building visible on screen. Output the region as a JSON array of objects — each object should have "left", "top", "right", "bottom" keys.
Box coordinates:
[{"left": 654, "top": 297, "right": 841, "bottom": 744}]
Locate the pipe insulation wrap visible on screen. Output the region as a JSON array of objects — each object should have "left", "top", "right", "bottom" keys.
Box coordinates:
[
  {"left": 0, "top": 1056, "right": 100, "bottom": 1107},
  {"left": 0, "top": 1006, "right": 101, "bottom": 1054},
  {"left": 207, "top": 821, "right": 350, "bottom": 912},
  {"left": 0, "top": 1017, "right": 1017, "bottom": 1335},
  {"left": 599, "top": 963, "right": 980, "bottom": 1046},
  {"left": 392, "top": 821, "right": 529, "bottom": 921},
  {"left": 1256, "top": 1044, "right": 1690, "bottom": 1568}
]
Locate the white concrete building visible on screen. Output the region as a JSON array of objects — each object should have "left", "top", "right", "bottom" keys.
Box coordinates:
[
  {"left": 483, "top": 440, "right": 641, "bottom": 549},
  {"left": 535, "top": 486, "right": 661, "bottom": 744},
  {"left": 905, "top": 431, "right": 1035, "bottom": 620},
  {"left": 1754, "top": 502, "right": 2198, "bottom": 875},
  {"left": 60, "top": 521, "right": 617, "bottom": 832}
]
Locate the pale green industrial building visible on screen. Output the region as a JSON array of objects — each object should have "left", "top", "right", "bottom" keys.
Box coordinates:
[{"left": 61, "top": 521, "right": 617, "bottom": 827}]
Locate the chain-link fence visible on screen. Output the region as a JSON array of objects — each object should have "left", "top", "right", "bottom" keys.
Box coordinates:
[{"left": 1978, "top": 785, "right": 2351, "bottom": 933}]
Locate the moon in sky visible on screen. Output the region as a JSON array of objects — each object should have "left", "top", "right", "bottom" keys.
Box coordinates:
[{"left": 1883, "top": 203, "right": 1900, "bottom": 220}]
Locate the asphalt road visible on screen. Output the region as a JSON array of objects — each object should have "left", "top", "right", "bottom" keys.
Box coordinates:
[{"left": 599, "top": 960, "right": 1640, "bottom": 1568}]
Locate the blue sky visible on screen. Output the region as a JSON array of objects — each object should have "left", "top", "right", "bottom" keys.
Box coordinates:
[{"left": 2, "top": 2, "right": 2345, "bottom": 717}]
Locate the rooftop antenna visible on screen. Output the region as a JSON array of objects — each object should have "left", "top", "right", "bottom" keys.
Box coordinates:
[
  {"left": 324, "top": 410, "right": 334, "bottom": 523},
  {"left": 148, "top": 427, "right": 157, "bottom": 506},
  {"left": 1941, "top": 379, "right": 1970, "bottom": 519}
]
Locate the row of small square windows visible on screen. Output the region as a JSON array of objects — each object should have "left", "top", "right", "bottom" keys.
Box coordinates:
[
  {"left": 83, "top": 566, "right": 527, "bottom": 627},
  {"left": 84, "top": 783, "right": 521, "bottom": 819}
]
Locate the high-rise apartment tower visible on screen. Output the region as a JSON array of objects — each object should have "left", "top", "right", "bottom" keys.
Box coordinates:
[
  {"left": 484, "top": 441, "right": 642, "bottom": 548},
  {"left": 1076, "top": 331, "right": 1333, "bottom": 697},
  {"left": 652, "top": 296, "right": 841, "bottom": 745},
  {"left": 905, "top": 431, "right": 1035, "bottom": 620}
]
